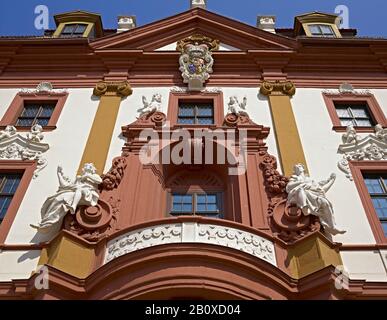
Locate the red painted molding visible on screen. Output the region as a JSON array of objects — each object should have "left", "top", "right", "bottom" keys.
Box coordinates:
[
  {"left": 0, "top": 91, "right": 68, "bottom": 131},
  {"left": 0, "top": 160, "right": 36, "bottom": 244},
  {"left": 167, "top": 91, "right": 224, "bottom": 127},
  {"left": 322, "top": 92, "right": 387, "bottom": 132},
  {"left": 349, "top": 160, "right": 387, "bottom": 244}
]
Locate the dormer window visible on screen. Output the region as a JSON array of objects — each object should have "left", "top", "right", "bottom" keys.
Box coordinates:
[
  {"left": 294, "top": 12, "right": 342, "bottom": 38},
  {"left": 60, "top": 24, "right": 88, "bottom": 38},
  {"left": 308, "top": 24, "right": 336, "bottom": 38}
]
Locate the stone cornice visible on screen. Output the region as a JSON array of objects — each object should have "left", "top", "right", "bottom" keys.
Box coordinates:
[
  {"left": 260, "top": 80, "right": 296, "bottom": 96},
  {"left": 93, "top": 80, "right": 132, "bottom": 97}
]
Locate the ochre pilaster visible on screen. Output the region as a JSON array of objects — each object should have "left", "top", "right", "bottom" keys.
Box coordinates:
[
  {"left": 260, "top": 80, "right": 308, "bottom": 176},
  {"left": 286, "top": 233, "right": 343, "bottom": 279},
  {"left": 78, "top": 81, "right": 132, "bottom": 175}
]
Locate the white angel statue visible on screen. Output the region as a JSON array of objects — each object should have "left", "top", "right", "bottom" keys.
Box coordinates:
[
  {"left": 227, "top": 96, "right": 248, "bottom": 116},
  {"left": 30, "top": 163, "right": 102, "bottom": 233},
  {"left": 138, "top": 93, "right": 162, "bottom": 116}
]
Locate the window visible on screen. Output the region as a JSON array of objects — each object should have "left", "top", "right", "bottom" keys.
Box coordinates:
[
  {"left": 177, "top": 103, "right": 214, "bottom": 125},
  {"left": 335, "top": 102, "right": 375, "bottom": 127},
  {"left": 0, "top": 173, "right": 22, "bottom": 224},
  {"left": 308, "top": 24, "right": 336, "bottom": 37},
  {"left": 60, "top": 24, "right": 87, "bottom": 38},
  {"left": 16, "top": 102, "right": 56, "bottom": 127},
  {"left": 0, "top": 92, "right": 68, "bottom": 131},
  {"left": 171, "top": 193, "right": 222, "bottom": 218},
  {"left": 167, "top": 92, "right": 224, "bottom": 127},
  {"left": 322, "top": 93, "right": 386, "bottom": 132},
  {"left": 363, "top": 173, "right": 387, "bottom": 237}
]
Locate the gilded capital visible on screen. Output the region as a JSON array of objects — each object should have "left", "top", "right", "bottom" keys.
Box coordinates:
[
  {"left": 260, "top": 80, "right": 296, "bottom": 96},
  {"left": 93, "top": 81, "right": 133, "bottom": 97}
]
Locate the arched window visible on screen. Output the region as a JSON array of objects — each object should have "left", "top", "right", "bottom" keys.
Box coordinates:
[{"left": 166, "top": 169, "right": 225, "bottom": 219}]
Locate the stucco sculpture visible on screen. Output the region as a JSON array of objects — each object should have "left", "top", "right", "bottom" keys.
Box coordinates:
[
  {"left": 286, "top": 164, "right": 346, "bottom": 235},
  {"left": 227, "top": 96, "right": 248, "bottom": 116},
  {"left": 27, "top": 124, "right": 44, "bottom": 143},
  {"left": 0, "top": 125, "right": 17, "bottom": 140},
  {"left": 375, "top": 124, "right": 387, "bottom": 142},
  {"left": 138, "top": 93, "right": 162, "bottom": 115},
  {"left": 342, "top": 124, "right": 360, "bottom": 144},
  {"left": 31, "top": 163, "right": 102, "bottom": 232}
]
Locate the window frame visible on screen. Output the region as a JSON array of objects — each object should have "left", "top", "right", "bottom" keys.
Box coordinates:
[
  {"left": 177, "top": 102, "right": 215, "bottom": 125},
  {"left": 59, "top": 23, "right": 88, "bottom": 38},
  {"left": 350, "top": 161, "right": 387, "bottom": 244},
  {"left": 0, "top": 161, "right": 36, "bottom": 244},
  {"left": 322, "top": 92, "right": 386, "bottom": 133},
  {"left": 168, "top": 191, "right": 223, "bottom": 218},
  {"left": 168, "top": 92, "right": 224, "bottom": 127},
  {"left": 308, "top": 24, "right": 336, "bottom": 37},
  {"left": 0, "top": 91, "right": 68, "bottom": 132}
]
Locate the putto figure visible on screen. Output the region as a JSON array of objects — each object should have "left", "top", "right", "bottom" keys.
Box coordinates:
[
  {"left": 138, "top": 93, "right": 162, "bottom": 116},
  {"left": 0, "top": 125, "right": 16, "bottom": 140},
  {"left": 342, "top": 125, "right": 359, "bottom": 144},
  {"left": 31, "top": 163, "right": 102, "bottom": 232},
  {"left": 286, "top": 164, "right": 346, "bottom": 235},
  {"left": 27, "top": 124, "right": 44, "bottom": 143},
  {"left": 375, "top": 124, "right": 387, "bottom": 142},
  {"left": 227, "top": 96, "right": 248, "bottom": 116}
]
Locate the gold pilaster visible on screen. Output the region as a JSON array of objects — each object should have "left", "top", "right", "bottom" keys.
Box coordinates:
[
  {"left": 260, "top": 80, "right": 308, "bottom": 176},
  {"left": 77, "top": 81, "right": 132, "bottom": 175}
]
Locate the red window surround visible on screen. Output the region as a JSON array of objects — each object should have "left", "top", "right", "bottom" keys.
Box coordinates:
[
  {"left": 322, "top": 92, "right": 386, "bottom": 132},
  {"left": 0, "top": 91, "right": 68, "bottom": 131},
  {"left": 350, "top": 160, "right": 387, "bottom": 244},
  {"left": 167, "top": 91, "right": 224, "bottom": 127},
  {"left": 0, "top": 161, "right": 36, "bottom": 244}
]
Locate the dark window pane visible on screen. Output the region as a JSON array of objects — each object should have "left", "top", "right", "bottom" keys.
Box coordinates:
[
  {"left": 196, "top": 204, "right": 206, "bottom": 212},
  {"left": 197, "top": 118, "right": 214, "bottom": 125},
  {"left": 16, "top": 118, "right": 34, "bottom": 127},
  {"left": 177, "top": 118, "right": 195, "bottom": 124},
  {"left": 0, "top": 197, "right": 11, "bottom": 219},
  {"left": 335, "top": 107, "right": 351, "bottom": 118},
  {"left": 207, "top": 204, "right": 218, "bottom": 212},
  {"left": 320, "top": 25, "right": 334, "bottom": 34},
  {"left": 178, "top": 106, "right": 195, "bottom": 117},
  {"left": 382, "top": 222, "right": 387, "bottom": 237},
  {"left": 40, "top": 105, "right": 55, "bottom": 117},
  {"left": 371, "top": 198, "right": 387, "bottom": 218},
  {"left": 196, "top": 195, "right": 206, "bottom": 204},
  {"left": 36, "top": 119, "right": 50, "bottom": 126},
  {"left": 207, "top": 194, "right": 217, "bottom": 203},
  {"left": 62, "top": 25, "right": 76, "bottom": 33},
  {"left": 172, "top": 203, "right": 182, "bottom": 212},
  {"left": 364, "top": 178, "right": 384, "bottom": 194},
  {"left": 309, "top": 25, "right": 321, "bottom": 34},
  {"left": 355, "top": 119, "right": 373, "bottom": 127},
  {"left": 182, "top": 204, "right": 192, "bottom": 212},
  {"left": 21, "top": 106, "right": 39, "bottom": 117},
  {"left": 75, "top": 24, "right": 87, "bottom": 34},
  {"left": 197, "top": 106, "right": 213, "bottom": 116}
]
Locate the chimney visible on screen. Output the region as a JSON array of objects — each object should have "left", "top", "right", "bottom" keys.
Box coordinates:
[
  {"left": 257, "top": 15, "right": 276, "bottom": 34},
  {"left": 117, "top": 15, "right": 136, "bottom": 33},
  {"left": 190, "top": 0, "right": 207, "bottom": 9}
]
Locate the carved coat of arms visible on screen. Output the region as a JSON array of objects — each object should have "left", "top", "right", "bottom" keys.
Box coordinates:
[{"left": 177, "top": 34, "right": 219, "bottom": 91}]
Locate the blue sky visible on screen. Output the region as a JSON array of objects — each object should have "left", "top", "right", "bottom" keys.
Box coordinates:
[{"left": 0, "top": 0, "right": 386, "bottom": 37}]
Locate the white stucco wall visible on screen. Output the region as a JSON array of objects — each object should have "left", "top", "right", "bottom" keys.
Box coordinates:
[
  {"left": 0, "top": 250, "right": 40, "bottom": 281},
  {"left": 0, "top": 88, "right": 99, "bottom": 244},
  {"left": 292, "top": 88, "right": 387, "bottom": 281}
]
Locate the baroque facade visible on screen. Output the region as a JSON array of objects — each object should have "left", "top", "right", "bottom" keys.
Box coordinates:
[{"left": 0, "top": 4, "right": 387, "bottom": 299}]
